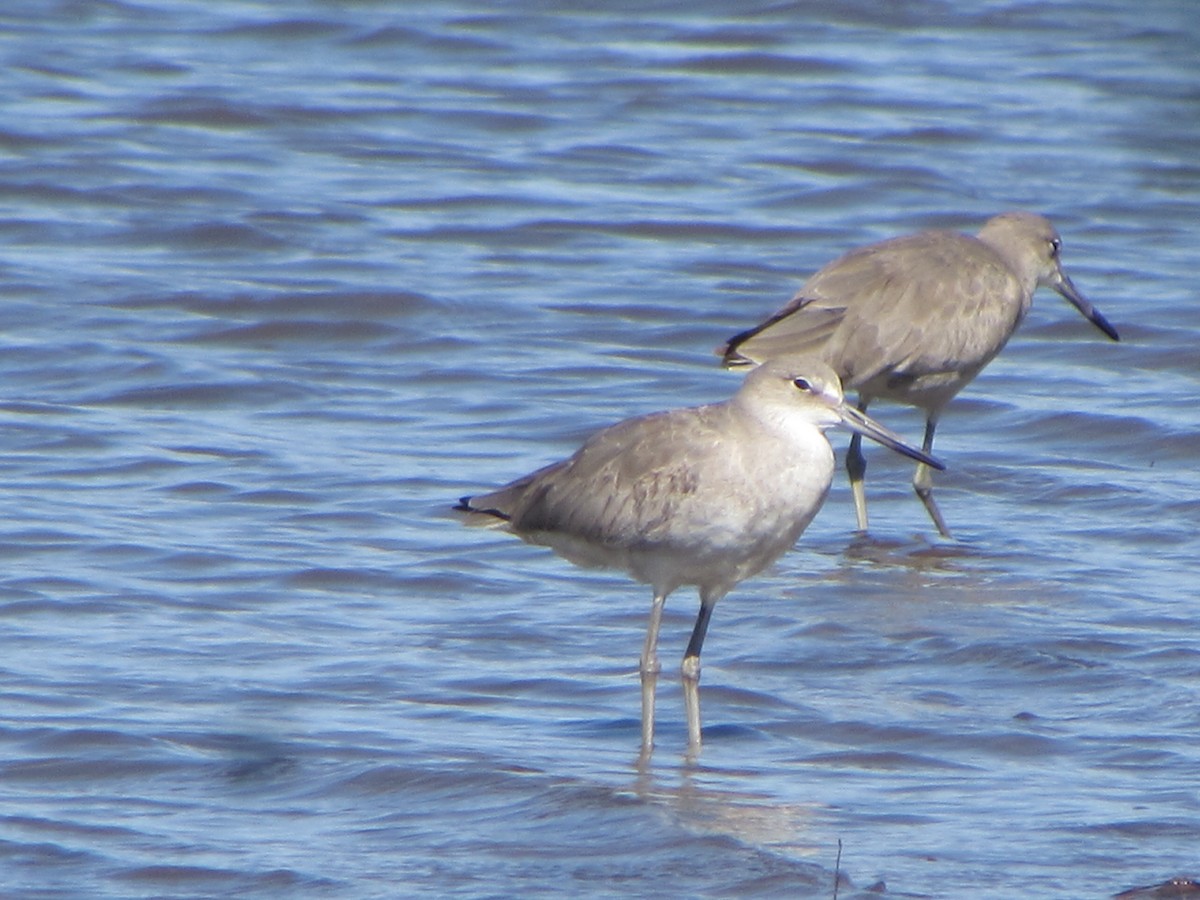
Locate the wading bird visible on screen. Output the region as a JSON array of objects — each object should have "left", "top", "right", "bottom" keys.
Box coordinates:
[
  {"left": 456, "top": 356, "right": 942, "bottom": 753},
  {"left": 721, "top": 212, "right": 1118, "bottom": 537}
]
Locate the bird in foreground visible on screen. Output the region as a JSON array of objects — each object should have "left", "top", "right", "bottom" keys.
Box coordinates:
[
  {"left": 456, "top": 355, "right": 943, "bottom": 754},
  {"left": 720, "top": 211, "right": 1119, "bottom": 538}
]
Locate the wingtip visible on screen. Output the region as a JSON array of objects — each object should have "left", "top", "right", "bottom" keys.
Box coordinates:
[
  {"left": 716, "top": 334, "right": 757, "bottom": 370},
  {"left": 454, "top": 495, "right": 513, "bottom": 524}
]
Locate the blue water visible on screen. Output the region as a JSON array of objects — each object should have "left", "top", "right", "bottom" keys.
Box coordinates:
[{"left": 2, "top": 2, "right": 1198, "bottom": 897}]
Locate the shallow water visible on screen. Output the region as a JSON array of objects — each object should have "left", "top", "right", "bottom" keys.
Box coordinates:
[{"left": 2, "top": 1, "right": 1198, "bottom": 897}]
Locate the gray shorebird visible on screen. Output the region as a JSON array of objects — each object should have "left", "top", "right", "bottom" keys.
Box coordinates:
[
  {"left": 721, "top": 212, "right": 1119, "bottom": 537},
  {"left": 456, "top": 355, "right": 942, "bottom": 753}
]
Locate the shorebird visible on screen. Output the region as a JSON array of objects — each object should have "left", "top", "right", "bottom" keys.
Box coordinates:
[
  {"left": 456, "top": 355, "right": 942, "bottom": 753},
  {"left": 720, "top": 212, "right": 1119, "bottom": 537}
]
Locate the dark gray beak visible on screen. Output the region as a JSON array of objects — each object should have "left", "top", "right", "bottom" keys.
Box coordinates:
[
  {"left": 839, "top": 406, "right": 945, "bottom": 471},
  {"left": 1053, "top": 271, "right": 1119, "bottom": 342}
]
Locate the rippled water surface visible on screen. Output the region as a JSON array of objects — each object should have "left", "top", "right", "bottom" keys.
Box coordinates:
[{"left": 2, "top": 2, "right": 1198, "bottom": 897}]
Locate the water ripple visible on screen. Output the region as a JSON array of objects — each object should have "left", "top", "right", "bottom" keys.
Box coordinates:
[{"left": 0, "top": 1, "right": 1196, "bottom": 898}]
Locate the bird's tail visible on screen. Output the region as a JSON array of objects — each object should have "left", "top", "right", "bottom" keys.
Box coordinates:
[{"left": 453, "top": 495, "right": 512, "bottom": 527}]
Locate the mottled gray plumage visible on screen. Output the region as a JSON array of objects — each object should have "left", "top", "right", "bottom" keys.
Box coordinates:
[
  {"left": 457, "top": 355, "right": 942, "bottom": 753},
  {"left": 721, "top": 211, "right": 1119, "bottom": 536}
]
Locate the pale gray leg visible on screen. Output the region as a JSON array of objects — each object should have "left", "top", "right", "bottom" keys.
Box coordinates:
[
  {"left": 913, "top": 416, "right": 952, "bottom": 538},
  {"left": 681, "top": 594, "right": 717, "bottom": 751},
  {"left": 846, "top": 399, "right": 870, "bottom": 532},
  {"left": 640, "top": 593, "right": 667, "bottom": 752}
]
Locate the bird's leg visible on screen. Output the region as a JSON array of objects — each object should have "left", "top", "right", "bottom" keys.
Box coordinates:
[
  {"left": 640, "top": 593, "right": 667, "bottom": 752},
  {"left": 681, "top": 595, "right": 716, "bottom": 751},
  {"left": 846, "top": 399, "right": 870, "bottom": 532},
  {"left": 913, "top": 416, "right": 952, "bottom": 538}
]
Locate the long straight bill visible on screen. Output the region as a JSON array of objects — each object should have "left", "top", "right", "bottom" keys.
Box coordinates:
[
  {"left": 1054, "top": 273, "right": 1119, "bottom": 342},
  {"left": 839, "top": 406, "right": 945, "bottom": 471}
]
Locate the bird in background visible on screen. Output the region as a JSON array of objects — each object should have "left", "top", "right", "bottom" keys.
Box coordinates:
[
  {"left": 456, "top": 355, "right": 942, "bottom": 754},
  {"left": 720, "top": 211, "right": 1119, "bottom": 538}
]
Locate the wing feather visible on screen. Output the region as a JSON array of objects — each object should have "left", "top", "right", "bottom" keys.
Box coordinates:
[
  {"left": 462, "top": 405, "right": 728, "bottom": 548},
  {"left": 722, "top": 230, "right": 1025, "bottom": 394}
]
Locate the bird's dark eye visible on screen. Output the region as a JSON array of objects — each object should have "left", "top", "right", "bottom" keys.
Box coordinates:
[
  {"left": 792, "top": 377, "right": 812, "bottom": 392},
  {"left": 1050, "top": 237, "right": 1062, "bottom": 257}
]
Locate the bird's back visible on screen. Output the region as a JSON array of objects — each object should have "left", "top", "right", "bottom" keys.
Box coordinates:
[
  {"left": 723, "top": 229, "right": 1030, "bottom": 410},
  {"left": 460, "top": 398, "right": 834, "bottom": 593}
]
